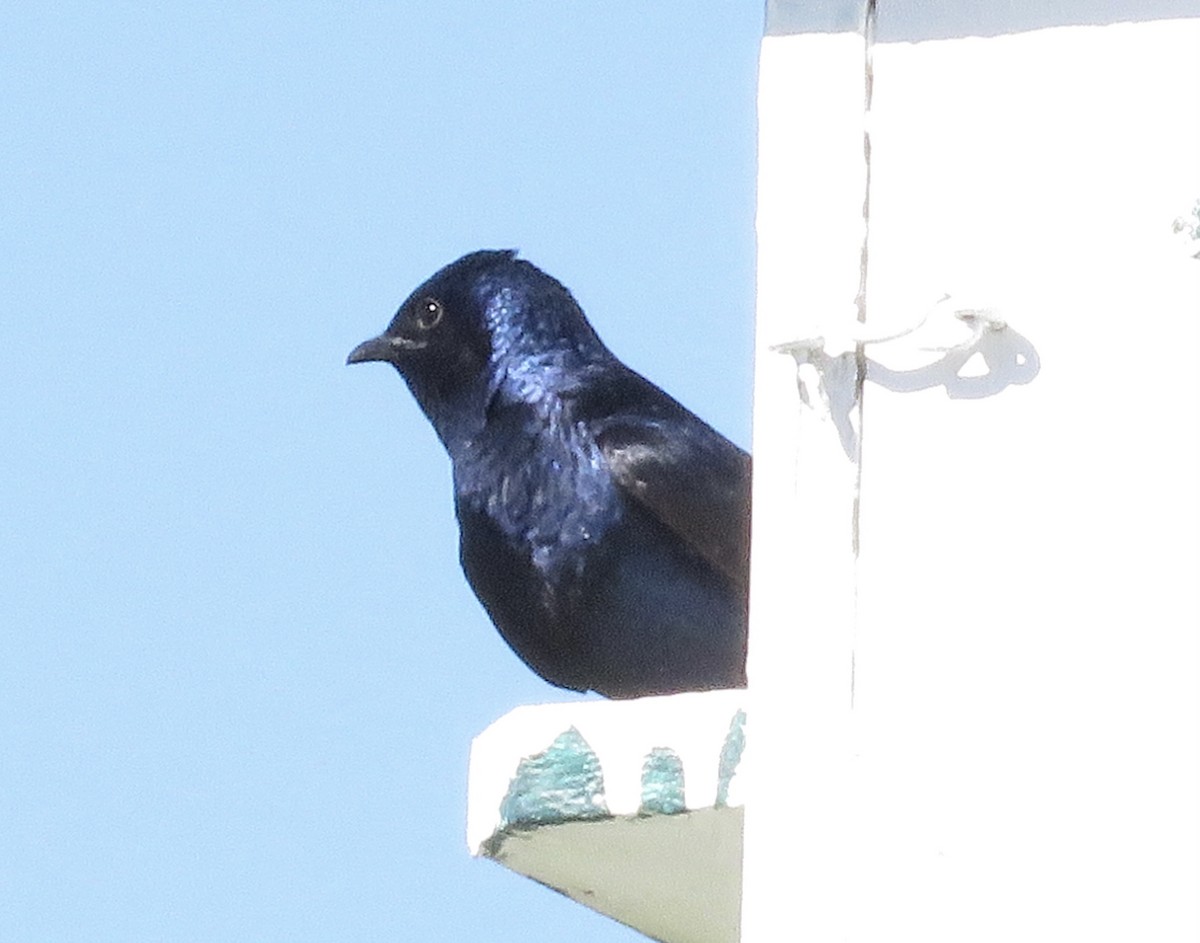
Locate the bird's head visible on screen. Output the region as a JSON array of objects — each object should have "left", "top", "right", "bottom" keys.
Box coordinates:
[{"left": 348, "top": 250, "right": 609, "bottom": 445}]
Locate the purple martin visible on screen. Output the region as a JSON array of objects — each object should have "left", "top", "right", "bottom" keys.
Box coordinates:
[{"left": 348, "top": 250, "right": 749, "bottom": 698}]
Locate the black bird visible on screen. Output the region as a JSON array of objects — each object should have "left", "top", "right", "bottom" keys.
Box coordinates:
[{"left": 347, "top": 250, "right": 750, "bottom": 698}]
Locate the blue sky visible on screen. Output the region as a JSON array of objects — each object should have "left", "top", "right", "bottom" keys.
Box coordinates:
[{"left": 1, "top": 4, "right": 760, "bottom": 941}]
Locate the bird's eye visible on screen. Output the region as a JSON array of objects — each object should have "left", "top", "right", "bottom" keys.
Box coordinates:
[{"left": 414, "top": 298, "right": 444, "bottom": 330}]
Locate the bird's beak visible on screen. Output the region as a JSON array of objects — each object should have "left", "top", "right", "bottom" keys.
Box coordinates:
[{"left": 346, "top": 334, "right": 394, "bottom": 365}]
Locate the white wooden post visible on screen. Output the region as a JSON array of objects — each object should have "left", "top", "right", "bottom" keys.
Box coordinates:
[{"left": 742, "top": 2, "right": 871, "bottom": 941}]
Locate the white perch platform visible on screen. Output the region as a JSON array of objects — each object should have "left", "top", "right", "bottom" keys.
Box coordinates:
[{"left": 467, "top": 691, "right": 747, "bottom": 943}]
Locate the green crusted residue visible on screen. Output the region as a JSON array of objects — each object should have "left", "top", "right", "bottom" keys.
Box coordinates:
[
  {"left": 715, "top": 709, "right": 746, "bottom": 807},
  {"left": 498, "top": 727, "right": 609, "bottom": 829},
  {"left": 639, "top": 747, "right": 686, "bottom": 815}
]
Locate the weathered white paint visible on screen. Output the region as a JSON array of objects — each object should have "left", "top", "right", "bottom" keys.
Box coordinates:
[
  {"left": 468, "top": 691, "right": 746, "bottom": 943},
  {"left": 468, "top": 690, "right": 747, "bottom": 853}
]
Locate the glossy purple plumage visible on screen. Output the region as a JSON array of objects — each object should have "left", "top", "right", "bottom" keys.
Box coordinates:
[{"left": 348, "top": 250, "right": 749, "bottom": 697}]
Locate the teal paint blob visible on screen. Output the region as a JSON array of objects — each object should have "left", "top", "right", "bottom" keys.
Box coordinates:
[
  {"left": 498, "top": 727, "right": 609, "bottom": 829},
  {"left": 715, "top": 709, "right": 746, "bottom": 807},
  {"left": 639, "top": 747, "right": 686, "bottom": 815}
]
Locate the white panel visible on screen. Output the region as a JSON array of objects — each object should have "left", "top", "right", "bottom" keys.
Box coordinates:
[{"left": 854, "top": 19, "right": 1200, "bottom": 941}]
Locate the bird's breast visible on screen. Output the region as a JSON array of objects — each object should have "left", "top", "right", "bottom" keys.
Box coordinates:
[{"left": 453, "top": 405, "right": 621, "bottom": 585}]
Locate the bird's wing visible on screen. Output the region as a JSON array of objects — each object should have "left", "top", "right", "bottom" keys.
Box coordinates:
[{"left": 588, "top": 376, "right": 752, "bottom": 593}]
